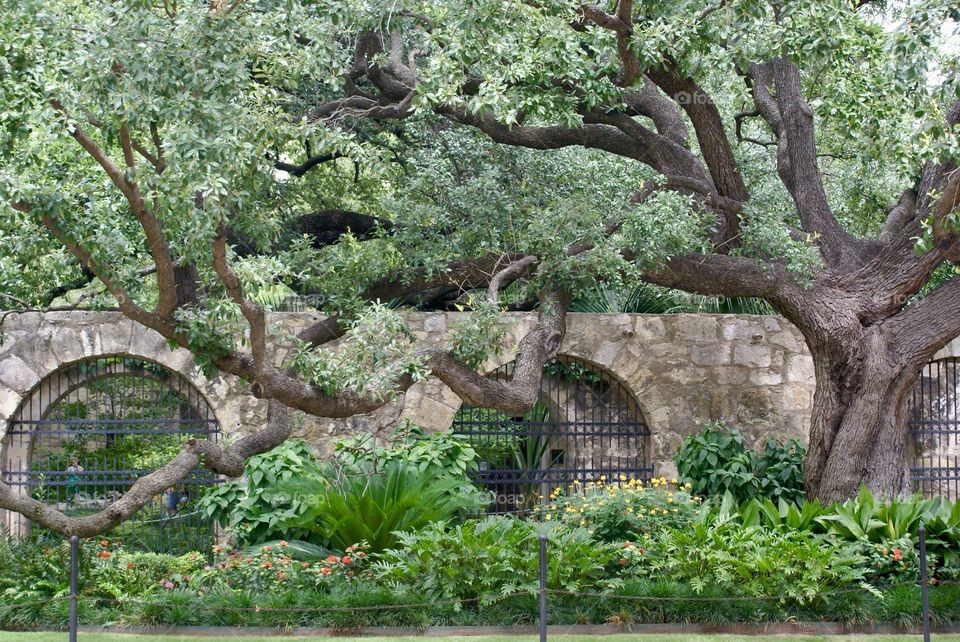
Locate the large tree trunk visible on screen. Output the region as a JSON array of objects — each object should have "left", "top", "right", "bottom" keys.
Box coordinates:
[{"left": 804, "top": 344, "right": 917, "bottom": 502}]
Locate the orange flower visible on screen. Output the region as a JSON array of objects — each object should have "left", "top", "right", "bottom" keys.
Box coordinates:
[
  {"left": 263, "top": 561, "right": 273, "bottom": 569},
  {"left": 263, "top": 546, "right": 273, "bottom": 553},
  {"left": 279, "top": 540, "right": 289, "bottom": 547},
  {"left": 321, "top": 567, "right": 332, "bottom": 576},
  {"left": 357, "top": 552, "right": 366, "bottom": 558},
  {"left": 618, "top": 559, "right": 626, "bottom": 565},
  {"left": 301, "top": 562, "right": 310, "bottom": 569},
  {"left": 893, "top": 548, "right": 903, "bottom": 561},
  {"left": 213, "top": 546, "right": 223, "bottom": 554},
  {"left": 99, "top": 540, "right": 109, "bottom": 548},
  {"left": 127, "top": 562, "right": 135, "bottom": 569},
  {"left": 341, "top": 556, "right": 352, "bottom": 565},
  {"left": 97, "top": 551, "right": 111, "bottom": 560},
  {"left": 326, "top": 555, "right": 339, "bottom": 563}
]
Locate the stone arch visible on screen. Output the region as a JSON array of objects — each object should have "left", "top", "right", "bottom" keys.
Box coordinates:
[
  {"left": 1, "top": 353, "right": 223, "bottom": 551},
  {"left": 449, "top": 354, "right": 652, "bottom": 512},
  {"left": 0, "top": 313, "right": 267, "bottom": 446}
]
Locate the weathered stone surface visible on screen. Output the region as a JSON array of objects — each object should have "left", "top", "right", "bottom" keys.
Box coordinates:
[
  {"left": 733, "top": 344, "right": 772, "bottom": 367},
  {"left": 0, "top": 311, "right": 820, "bottom": 477},
  {"left": 690, "top": 344, "right": 731, "bottom": 366},
  {"left": 0, "top": 356, "right": 39, "bottom": 394}
]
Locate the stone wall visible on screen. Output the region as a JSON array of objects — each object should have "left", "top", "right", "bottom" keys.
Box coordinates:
[{"left": 0, "top": 311, "right": 872, "bottom": 477}]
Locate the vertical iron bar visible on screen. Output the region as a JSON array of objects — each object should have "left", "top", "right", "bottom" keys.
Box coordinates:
[
  {"left": 919, "top": 524, "right": 931, "bottom": 642},
  {"left": 539, "top": 534, "right": 547, "bottom": 642},
  {"left": 69, "top": 535, "right": 79, "bottom": 642}
]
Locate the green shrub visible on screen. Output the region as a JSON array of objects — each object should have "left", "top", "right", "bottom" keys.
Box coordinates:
[
  {"left": 374, "top": 516, "right": 624, "bottom": 602},
  {"left": 536, "top": 475, "right": 701, "bottom": 542},
  {"left": 634, "top": 518, "right": 870, "bottom": 601},
  {"left": 334, "top": 420, "right": 480, "bottom": 479},
  {"left": 197, "top": 438, "right": 322, "bottom": 545},
  {"left": 271, "top": 461, "right": 489, "bottom": 551},
  {"left": 674, "top": 422, "right": 806, "bottom": 503}
]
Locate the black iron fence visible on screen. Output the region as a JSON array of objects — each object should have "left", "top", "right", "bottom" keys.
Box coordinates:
[
  {"left": 0, "top": 357, "right": 221, "bottom": 554},
  {"left": 910, "top": 358, "right": 960, "bottom": 500},
  {"left": 453, "top": 357, "right": 653, "bottom": 514}
]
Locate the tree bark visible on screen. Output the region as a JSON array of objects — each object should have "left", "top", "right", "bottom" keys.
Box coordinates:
[{"left": 803, "top": 331, "right": 918, "bottom": 502}]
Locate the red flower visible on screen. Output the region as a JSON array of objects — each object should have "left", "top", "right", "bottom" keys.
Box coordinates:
[
  {"left": 618, "top": 559, "right": 626, "bottom": 565},
  {"left": 263, "top": 546, "right": 273, "bottom": 553},
  {"left": 127, "top": 562, "right": 135, "bottom": 569},
  {"left": 301, "top": 562, "right": 310, "bottom": 569},
  {"left": 213, "top": 546, "right": 223, "bottom": 554},
  {"left": 97, "top": 551, "right": 111, "bottom": 560},
  {"left": 638, "top": 547, "right": 645, "bottom": 554},
  {"left": 893, "top": 548, "right": 902, "bottom": 561},
  {"left": 321, "top": 567, "right": 332, "bottom": 576},
  {"left": 326, "top": 555, "right": 339, "bottom": 563},
  {"left": 263, "top": 561, "right": 273, "bottom": 569},
  {"left": 932, "top": 577, "right": 938, "bottom": 586},
  {"left": 357, "top": 552, "right": 366, "bottom": 558},
  {"left": 99, "top": 540, "right": 110, "bottom": 548},
  {"left": 341, "top": 556, "right": 352, "bottom": 565}
]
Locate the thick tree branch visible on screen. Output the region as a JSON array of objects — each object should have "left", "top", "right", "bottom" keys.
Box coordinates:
[
  {"left": 885, "top": 274, "right": 960, "bottom": 364},
  {"left": 771, "top": 60, "right": 859, "bottom": 268},
  {"left": 648, "top": 67, "right": 748, "bottom": 204},
  {"left": 51, "top": 100, "right": 179, "bottom": 316},
  {"left": 488, "top": 255, "right": 538, "bottom": 305},
  {"left": 642, "top": 253, "right": 790, "bottom": 301},
  {"left": 0, "top": 401, "right": 293, "bottom": 536},
  {"left": 212, "top": 222, "right": 268, "bottom": 372},
  {"left": 275, "top": 152, "right": 345, "bottom": 177}
]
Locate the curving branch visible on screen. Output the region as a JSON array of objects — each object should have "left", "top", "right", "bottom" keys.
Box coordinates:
[
  {"left": 212, "top": 222, "right": 268, "bottom": 372},
  {"left": 50, "top": 100, "right": 179, "bottom": 316},
  {"left": 770, "top": 60, "right": 861, "bottom": 269},
  {"left": 0, "top": 401, "right": 293, "bottom": 537},
  {"left": 487, "top": 255, "right": 538, "bottom": 306}
]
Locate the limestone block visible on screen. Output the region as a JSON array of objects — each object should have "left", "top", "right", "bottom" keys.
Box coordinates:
[
  {"left": 669, "top": 367, "right": 707, "bottom": 385},
  {"left": 733, "top": 344, "right": 771, "bottom": 367},
  {"left": 786, "top": 355, "right": 815, "bottom": 383},
  {"left": 423, "top": 315, "right": 446, "bottom": 333},
  {"left": 721, "top": 319, "right": 752, "bottom": 341},
  {"left": 690, "top": 344, "right": 731, "bottom": 366},
  {"left": 674, "top": 316, "right": 718, "bottom": 343},
  {"left": 0, "top": 356, "right": 39, "bottom": 394},
  {"left": 714, "top": 367, "right": 747, "bottom": 385},
  {"left": 767, "top": 331, "right": 799, "bottom": 351},
  {"left": 783, "top": 386, "right": 813, "bottom": 410},
  {"left": 593, "top": 340, "right": 621, "bottom": 368},
  {"left": 0, "top": 386, "right": 21, "bottom": 425},
  {"left": 634, "top": 317, "right": 667, "bottom": 341},
  {"left": 750, "top": 371, "right": 783, "bottom": 386}
]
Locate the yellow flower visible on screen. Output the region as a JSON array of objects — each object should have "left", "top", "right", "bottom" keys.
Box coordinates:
[
  {"left": 545, "top": 514, "right": 552, "bottom": 521},
  {"left": 618, "top": 474, "right": 627, "bottom": 481}
]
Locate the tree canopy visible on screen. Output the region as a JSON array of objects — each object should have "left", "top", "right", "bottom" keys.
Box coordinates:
[{"left": 1, "top": 0, "right": 959, "bottom": 533}]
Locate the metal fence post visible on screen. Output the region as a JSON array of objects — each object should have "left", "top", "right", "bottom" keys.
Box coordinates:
[
  {"left": 69, "top": 535, "right": 79, "bottom": 642},
  {"left": 539, "top": 534, "right": 547, "bottom": 642},
  {"left": 919, "top": 525, "right": 930, "bottom": 642}
]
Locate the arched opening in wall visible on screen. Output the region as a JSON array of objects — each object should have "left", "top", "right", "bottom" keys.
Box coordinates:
[
  {"left": 1, "top": 356, "right": 221, "bottom": 553},
  {"left": 451, "top": 356, "right": 652, "bottom": 514},
  {"left": 909, "top": 358, "right": 959, "bottom": 500}
]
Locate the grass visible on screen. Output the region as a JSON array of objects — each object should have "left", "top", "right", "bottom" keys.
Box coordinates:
[{"left": 2, "top": 634, "right": 960, "bottom": 642}]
